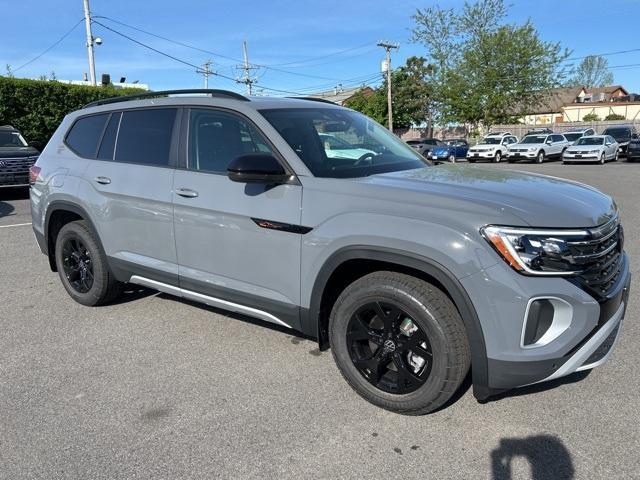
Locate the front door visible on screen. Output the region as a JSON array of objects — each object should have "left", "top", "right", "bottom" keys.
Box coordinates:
[{"left": 172, "top": 108, "right": 303, "bottom": 330}]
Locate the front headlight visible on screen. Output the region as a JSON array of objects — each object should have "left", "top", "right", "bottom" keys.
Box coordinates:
[
  {"left": 588, "top": 149, "right": 599, "bottom": 154},
  {"left": 481, "top": 225, "right": 589, "bottom": 275},
  {"left": 527, "top": 147, "right": 537, "bottom": 151}
]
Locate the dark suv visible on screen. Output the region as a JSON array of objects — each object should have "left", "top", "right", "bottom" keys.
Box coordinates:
[
  {"left": 0, "top": 125, "right": 40, "bottom": 188},
  {"left": 602, "top": 125, "right": 638, "bottom": 155}
]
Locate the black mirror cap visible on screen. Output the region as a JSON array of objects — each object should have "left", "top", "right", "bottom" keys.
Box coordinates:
[{"left": 227, "top": 154, "right": 290, "bottom": 184}]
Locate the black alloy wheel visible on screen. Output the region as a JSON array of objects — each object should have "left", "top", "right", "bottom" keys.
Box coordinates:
[
  {"left": 61, "top": 236, "right": 94, "bottom": 293},
  {"left": 347, "top": 301, "right": 433, "bottom": 394}
]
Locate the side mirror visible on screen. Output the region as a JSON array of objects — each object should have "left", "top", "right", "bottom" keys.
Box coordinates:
[
  {"left": 546, "top": 140, "right": 553, "bottom": 145},
  {"left": 632, "top": 133, "right": 638, "bottom": 139},
  {"left": 227, "top": 154, "right": 290, "bottom": 184}
]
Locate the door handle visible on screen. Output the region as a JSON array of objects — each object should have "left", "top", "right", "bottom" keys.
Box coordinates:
[
  {"left": 176, "top": 188, "right": 199, "bottom": 198},
  {"left": 95, "top": 176, "right": 111, "bottom": 185}
]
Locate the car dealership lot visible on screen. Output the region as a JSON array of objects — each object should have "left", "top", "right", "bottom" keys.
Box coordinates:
[{"left": 1, "top": 162, "right": 638, "bottom": 479}]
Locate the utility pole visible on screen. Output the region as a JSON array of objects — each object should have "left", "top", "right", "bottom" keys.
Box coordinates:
[
  {"left": 236, "top": 41, "right": 258, "bottom": 95},
  {"left": 82, "top": 0, "right": 97, "bottom": 86},
  {"left": 377, "top": 40, "right": 399, "bottom": 132},
  {"left": 199, "top": 59, "right": 213, "bottom": 88}
]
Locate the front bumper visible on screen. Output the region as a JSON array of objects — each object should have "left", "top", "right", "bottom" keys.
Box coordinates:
[
  {"left": 461, "top": 253, "right": 630, "bottom": 393},
  {"left": 467, "top": 151, "right": 496, "bottom": 159},
  {"left": 562, "top": 153, "right": 600, "bottom": 162},
  {"left": 0, "top": 171, "right": 29, "bottom": 187},
  {"left": 507, "top": 152, "right": 537, "bottom": 161}
]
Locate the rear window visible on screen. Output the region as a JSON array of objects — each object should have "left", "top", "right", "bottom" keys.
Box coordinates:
[
  {"left": 603, "top": 127, "right": 631, "bottom": 139},
  {"left": 65, "top": 114, "right": 109, "bottom": 158},
  {"left": 114, "top": 108, "right": 177, "bottom": 167}
]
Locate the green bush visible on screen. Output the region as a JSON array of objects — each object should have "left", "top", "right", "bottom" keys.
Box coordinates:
[
  {"left": 582, "top": 112, "right": 601, "bottom": 122},
  {"left": 604, "top": 113, "right": 626, "bottom": 121},
  {"left": 0, "top": 76, "right": 143, "bottom": 146}
]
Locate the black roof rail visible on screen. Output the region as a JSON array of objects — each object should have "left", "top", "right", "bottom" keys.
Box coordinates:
[
  {"left": 287, "top": 96, "right": 337, "bottom": 105},
  {"left": 83, "top": 89, "right": 250, "bottom": 108}
]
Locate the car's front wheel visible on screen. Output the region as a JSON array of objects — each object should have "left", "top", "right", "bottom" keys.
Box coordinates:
[
  {"left": 329, "top": 272, "right": 470, "bottom": 415},
  {"left": 55, "top": 220, "right": 122, "bottom": 306},
  {"left": 448, "top": 154, "right": 456, "bottom": 163},
  {"left": 493, "top": 151, "right": 501, "bottom": 163},
  {"left": 600, "top": 152, "right": 606, "bottom": 164},
  {"left": 536, "top": 150, "right": 545, "bottom": 163}
]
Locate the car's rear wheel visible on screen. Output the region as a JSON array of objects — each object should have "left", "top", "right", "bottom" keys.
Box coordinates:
[
  {"left": 493, "top": 151, "right": 501, "bottom": 163},
  {"left": 55, "top": 220, "right": 122, "bottom": 306},
  {"left": 329, "top": 271, "right": 470, "bottom": 415}
]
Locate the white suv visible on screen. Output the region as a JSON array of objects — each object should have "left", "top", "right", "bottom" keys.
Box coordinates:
[
  {"left": 507, "top": 133, "right": 570, "bottom": 163},
  {"left": 466, "top": 132, "right": 518, "bottom": 163}
]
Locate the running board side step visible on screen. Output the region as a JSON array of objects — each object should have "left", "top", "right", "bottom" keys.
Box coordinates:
[{"left": 129, "top": 275, "right": 292, "bottom": 329}]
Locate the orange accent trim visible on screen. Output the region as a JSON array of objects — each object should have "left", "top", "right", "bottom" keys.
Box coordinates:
[{"left": 486, "top": 231, "right": 524, "bottom": 271}]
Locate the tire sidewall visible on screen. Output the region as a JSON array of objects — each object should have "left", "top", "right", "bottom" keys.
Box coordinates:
[
  {"left": 55, "top": 222, "right": 107, "bottom": 306},
  {"left": 330, "top": 282, "right": 453, "bottom": 410}
]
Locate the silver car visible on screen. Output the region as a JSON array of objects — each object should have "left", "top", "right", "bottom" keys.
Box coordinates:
[{"left": 562, "top": 135, "right": 619, "bottom": 164}]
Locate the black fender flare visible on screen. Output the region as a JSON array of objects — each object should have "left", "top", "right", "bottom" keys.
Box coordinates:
[
  {"left": 304, "top": 246, "right": 492, "bottom": 400},
  {"left": 44, "top": 201, "right": 105, "bottom": 271}
]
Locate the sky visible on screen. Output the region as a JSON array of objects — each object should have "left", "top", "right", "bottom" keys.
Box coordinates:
[{"left": 2, "top": 0, "right": 640, "bottom": 95}]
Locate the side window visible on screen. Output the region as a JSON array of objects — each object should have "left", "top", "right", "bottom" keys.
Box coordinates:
[
  {"left": 188, "top": 109, "right": 275, "bottom": 174},
  {"left": 114, "top": 108, "right": 177, "bottom": 167},
  {"left": 65, "top": 114, "right": 109, "bottom": 158},
  {"left": 97, "top": 112, "right": 121, "bottom": 161}
]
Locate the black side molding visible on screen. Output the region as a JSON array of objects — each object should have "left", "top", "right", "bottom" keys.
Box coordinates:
[{"left": 251, "top": 218, "right": 312, "bottom": 235}]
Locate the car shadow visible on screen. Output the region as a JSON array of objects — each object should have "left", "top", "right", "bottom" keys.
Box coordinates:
[
  {"left": 484, "top": 370, "right": 591, "bottom": 403},
  {"left": 491, "top": 434, "right": 574, "bottom": 479},
  {"left": 0, "top": 187, "right": 28, "bottom": 218},
  {"left": 106, "top": 286, "right": 158, "bottom": 305}
]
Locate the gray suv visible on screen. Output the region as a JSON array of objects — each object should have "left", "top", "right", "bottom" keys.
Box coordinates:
[{"left": 30, "top": 90, "right": 631, "bottom": 414}]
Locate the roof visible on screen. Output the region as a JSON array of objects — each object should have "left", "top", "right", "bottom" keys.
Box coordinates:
[
  {"left": 585, "top": 85, "right": 628, "bottom": 95},
  {"left": 0, "top": 125, "right": 17, "bottom": 131},
  {"left": 527, "top": 86, "right": 584, "bottom": 114}
]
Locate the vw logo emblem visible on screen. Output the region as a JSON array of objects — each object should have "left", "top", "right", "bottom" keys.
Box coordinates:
[{"left": 383, "top": 339, "right": 396, "bottom": 352}]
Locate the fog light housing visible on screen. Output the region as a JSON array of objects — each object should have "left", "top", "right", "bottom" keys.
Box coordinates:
[{"left": 521, "top": 297, "right": 573, "bottom": 348}]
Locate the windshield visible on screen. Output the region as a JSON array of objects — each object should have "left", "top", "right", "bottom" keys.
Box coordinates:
[
  {"left": 603, "top": 128, "right": 630, "bottom": 139},
  {"left": 0, "top": 131, "right": 28, "bottom": 148},
  {"left": 520, "top": 135, "right": 546, "bottom": 144},
  {"left": 563, "top": 133, "right": 583, "bottom": 142},
  {"left": 482, "top": 137, "right": 501, "bottom": 144},
  {"left": 576, "top": 137, "right": 604, "bottom": 146},
  {"left": 260, "top": 108, "right": 429, "bottom": 178}
]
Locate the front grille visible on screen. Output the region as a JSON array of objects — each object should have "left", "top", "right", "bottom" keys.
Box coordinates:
[
  {"left": 0, "top": 156, "right": 36, "bottom": 173},
  {"left": 566, "top": 217, "right": 623, "bottom": 300}
]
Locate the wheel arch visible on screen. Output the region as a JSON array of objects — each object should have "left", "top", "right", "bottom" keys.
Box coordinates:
[
  {"left": 44, "top": 201, "right": 104, "bottom": 272},
  {"left": 303, "top": 246, "right": 491, "bottom": 400}
]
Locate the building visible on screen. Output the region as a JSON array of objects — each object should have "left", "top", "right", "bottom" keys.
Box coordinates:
[{"left": 521, "top": 85, "right": 632, "bottom": 124}]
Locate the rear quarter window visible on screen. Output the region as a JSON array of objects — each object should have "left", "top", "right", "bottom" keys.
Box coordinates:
[
  {"left": 114, "top": 108, "right": 177, "bottom": 167},
  {"left": 65, "top": 114, "right": 109, "bottom": 158}
]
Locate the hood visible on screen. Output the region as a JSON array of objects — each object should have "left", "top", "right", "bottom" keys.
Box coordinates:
[
  {"left": 566, "top": 144, "right": 601, "bottom": 152},
  {"left": 471, "top": 143, "right": 499, "bottom": 149},
  {"left": 0, "top": 146, "right": 40, "bottom": 158},
  {"left": 361, "top": 165, "right": 616, "bottom": 228}
]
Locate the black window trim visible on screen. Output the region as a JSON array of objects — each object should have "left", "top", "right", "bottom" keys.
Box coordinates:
[
  {"left": 181, "top": 106, "right": 299, "bottom": 182},
  {"left": 64, "top": 111, "right": 111, "bottom": 159},
  {"left": 96, "top": 111, "right": 122, "bottom": 161}
]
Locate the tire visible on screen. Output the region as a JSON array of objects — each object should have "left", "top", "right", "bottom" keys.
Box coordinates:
[
  {"left": 493, "top": 151, "right": 501, "bottom": 163},
  {"left": 467, "top": 158, "right": 476, "bottom": 163},
  {"left": 54, "top": 220, "right": 122, "bottom": 306},
  {"left": 448, "top": 154, "right": 456, "bottom": 163},
  {"left": 614, "top": 150, "right": 619, "bottom": 162},
  {"left": 536, "top": 150, "right": 545, "bottom": 163},
  {"left": 599, "top": 152, "right": 605, "bottom": 165},
  {"left": 329, "top": 271, "right": 470, "bottom": 415}
]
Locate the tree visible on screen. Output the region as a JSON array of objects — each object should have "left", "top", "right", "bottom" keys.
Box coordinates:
[
  {"left": 411, "top": 0, "right": 570, "bottom": 129},
  {"left": 569, "top": 55, "right": 614, "bottom": 88},
  {"left": 604, "top": 113, "right": 625, "bottom": 121},
  {"left": 582, "top": 112, "right": 600, "bottom": 122},
  {"left": 343, "top": 88, "right": 387, "bottom": 126}
]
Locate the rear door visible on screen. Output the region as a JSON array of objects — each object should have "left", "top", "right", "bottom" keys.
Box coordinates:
[
  {"left": 82, "top": 107, "right": 180, "bottom": 284},
  {"left": 172, "top": 107, "right": 303, "bottom": 330}
]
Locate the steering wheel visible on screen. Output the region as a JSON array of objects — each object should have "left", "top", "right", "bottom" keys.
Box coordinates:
[{"left": 354, "top": 152, "right": 376, "bottom": 166}]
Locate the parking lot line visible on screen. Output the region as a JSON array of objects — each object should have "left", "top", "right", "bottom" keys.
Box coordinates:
[{"left": 0, "top": 222, "right": 32, "bottom": 229}]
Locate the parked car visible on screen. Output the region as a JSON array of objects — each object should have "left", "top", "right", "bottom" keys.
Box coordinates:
[
  {"left": 30, "top": 89, "right": 630, "bottom": 414},
  {"left": 602, "top": 125, "right": 638, "bottom": 155},
  {"left": 562, "top": 135, "right": 619, "bottom": 164},
  {"left": 0, "top": 125, "right": 40, "bottom": 188},
  {"left": 319, "top": 133, "right": 377, "bottom": 160},
  {"left": 406, "top": 138, "right": 443, "bottom": 157},
  {"left": 626, "top": 136, "right": 640, "bottom": 162},
  {"left": 562, "top": 128, "right": 596, "bottom": 144},
  {"left": 466, "top": 132, "right": 518, "bottom": 163},
  {"left": 428, "top": 139, "right": 469, "bottom": 162},
  {"left": 507, "top": 133, "right": 570, "bottom": 163}
]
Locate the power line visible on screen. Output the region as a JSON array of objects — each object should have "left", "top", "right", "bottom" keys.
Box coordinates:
[
  {"left": 565, "top": 48, "right": 640, "bottom": 63},
  {"left": 12, "top": 18, "right": 84, "bottom": 72},
  {"left": 263, "top": 42, "right": 376, "bottom": 67}
]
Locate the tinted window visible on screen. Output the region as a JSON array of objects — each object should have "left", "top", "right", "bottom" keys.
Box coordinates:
[
  {"left": 603, "top": 127, "right": 631, "bottom": 140},
  {"left": 115, "top": 108, "right": 176, "bottom": 166},
  {"left": 66, "top": 114, "right": 109, "bottom": 158},
  {"left": 97, "top": 112, "right": 121, "bottom": 161},
  {"left": 188, "top": 109, "right": 275, "bottom": 173}
]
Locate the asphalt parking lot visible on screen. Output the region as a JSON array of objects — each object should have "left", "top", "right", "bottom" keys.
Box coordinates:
[{"left": 1, "top": 161, "right": 638, "bottom": 479}]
